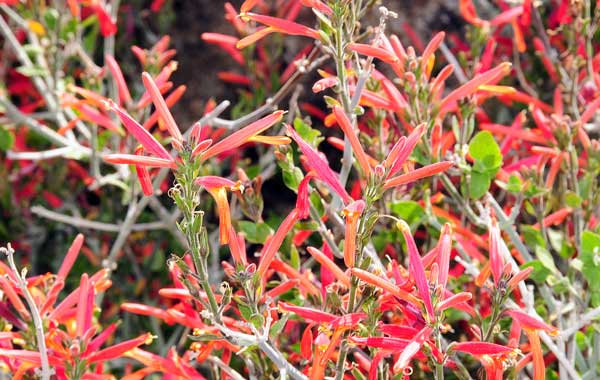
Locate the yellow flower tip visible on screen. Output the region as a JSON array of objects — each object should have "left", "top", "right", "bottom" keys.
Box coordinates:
[
  {"left": 102, "top": 99, "right": 116, "bottom": 111},
  {"left": 396, "top": 220, "right": 410, "bottom": 233},
  {"left": 144, "top": 333, "right": 155, "bottom": 345},
  {"left": 230, "top": 181, "right": 245, "bottom": 193},
  {"left": 249, "top": 135, "right": 292, "bottom": 145},
  {"left": 478, "top": 85, "right": 517, "bottom": 94},
  {"left": 500, "top": 62, "right": 512, "bottom": 73},
  {"left": 28, "top": 20, "right": 46, "bottom": 36},
  {"left": 239, "top": 12, "right": 251, "bottom": 22},
  {"left": 548, "top": 328, "right": 561, "bottom": 337},
  {"left": 192, "top": 328, "right": 203, "bottom": 336},
  {"left": 168, "top": 61, "right": 179, "bottom": 71}
]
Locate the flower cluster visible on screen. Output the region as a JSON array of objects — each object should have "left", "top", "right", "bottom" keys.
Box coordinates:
[{"left": 2, "top": 0, "right": 600, "bottom": 379}]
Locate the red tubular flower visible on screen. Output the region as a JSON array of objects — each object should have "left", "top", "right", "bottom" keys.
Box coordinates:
[
  {"left": 300, "top": 0, "right": 332, "bottom": 15},
  {"left": 421, "top": 31, "right": 445, "bottom": 72},
  {"left": 201, "top": 33, "right": 245, "bottom": 64},
  {"left": 383, "top": 161, "right": 454, "bottom": 189},
  {"left": 385, "top": 123, "right": 427, "bottom": 177},
  {"left": 312, "top": 76, "right": 339, "bottom": 93},
  {"left": 227, "top": 226, "right": 248, "bottom": 266},
  {"left": 507, "top": 267, "right": 533, "bottom": 291},
  {"left": 341, "top": 200, "right": 366, "bottom": 268},
  {"left": 436, "top": 292, "right": 472, "bottom": 312},
  {"left": 241, "top": 12, "right": 321, "bottom": 40},
  {"left": 104, "top": 55, "right": 132, "bottom": 105},
  {"left": 57, "top": 234, "right": 84, "bottom": 281},
  {"left": 398, "top": 220, "right": 435, "bottom": 320},
  {"left": 296, "top": 171, "right": 316, "bottom": 219},
  {"left": 271, "top": 259, "right": 321, "bottom": 297},
  {"left": 505, "top": 309, "right": 559, "bottom": 336},
  {"left": 459, "top": 0, "right": 487, "bottom": 26},
  {"left": 393, "top": 326, "right": 433, "bottom": 372},
  {"left": 524, "top": 331, "right": 544, "bottom": 380},
  {"left": 350, "top": 268, "right": 420, "bottom": 306},
  {"left": 256, "top": 208, "right": 300, "bottom": 277},
  {"left": 333, "top": 106, "right": 372, "bottom": 176},
  {"left": 452, "top": 341, "right": 515, "bottom": 355},
  {"left": 201, "top": 110, "right": 285, "bottom": 160},
  {"left": 196, "top": 176, "right": 240, "bottom": 245},
  {"left": 436, "top": 223, "right": 453, "bottom": 288},
  {"left": 103, "top": 154, "right": 177, "bottom": 169},
  {"left": 76, "top": 273, "right": 93, "bottom": 337},
  {"left": 351, "top": 336, "right": 410, "bottom": 350},
  {"left": 488, "top": 217, "right": 505, "bottom": 286},
  {"left": 88, "top": 2, "right": 117, "bottom": 37},
  {"left": 236, "top": 27, "right": 277, "bottom": 49},
  {"left": 106, "top": 100, "right": 173, "bottom": 161},
  {"left": 142, "top": 85, "right": 187, "bottom": 130},
  {"left": 133, "top": 146, "right": 154, "bottom": 196},
  {"left": 307, "top": 246, "right": 350, "bottom": 287},
  {"left": 347, "top": 43, "right": 399, "bottom": 64},
  {"left": 439, "top": 63, "right": 512, "bottom": 115},
  {"left": 490, "top": 6, "right": 524, "bottom": 26},
  {"left": 287, "top": 124, "right": 352, "bottom": 203},
  {"left": 279, "top": 301, "right": 337, "bottom": 324},
  {"left": 87, "top": 333, "right": 154, "bottom": 363},
  {"left": 141, "top": 72, "right": 184, "bottom": 148}
]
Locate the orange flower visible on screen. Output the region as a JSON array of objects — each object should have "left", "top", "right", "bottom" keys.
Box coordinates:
[
  {"left": 87, "top": 333, "right": 154, "bottom": 363},
  {"left": 350, "top": 268, "right": 420, "bottom": 306},
  {"left": 133, "top": 146, "right": 154, "bottom": 196},
  {"left": 141, "top": 72, "right": 184, "bottom": 148},
  {"left": 307, "top": 246, "right": 351, "bottom": 287},
  {"left": 398, "top": 220, "right": 434, "bottom": 320},
  {"left": 439, "top": 63, "right": 512, "bottom": 115},
  {"left": 200, "top": 110, "right": 285, "bottom": 160},
  {"left": 383, "top": 161, "right": 454, "bottom": 189},
  {"left": 105, "top": 54, "right": 132, "bottom": 105},
  {"left": 105, "top": 100, "right": 173, "bottom": 161},
  {"left": 341, "top": 200, "right": 366, "bottom": 268},
  {"left": 347, "top": 43, "right": 399, "bottom": 64},
  {"left": 393, "top": 326, "right": 433, "bottom": 372},
  {"left": 240, "top": 12, "right": 321, "bottom": 40},
  {"left": 287, "top": 124, "right": 352, "bottom": 203},
  {"left": 103, "top": 154, "right": 177, "bottom": 169},
  {"left": 333, "top": 106, "right": 372, "bottom": 176},
  {"left": 256, "top": 208, "right": 300, "bottom": 276},
  {"left": 195, "top": 176, "right": 242, "bottom": 244}
]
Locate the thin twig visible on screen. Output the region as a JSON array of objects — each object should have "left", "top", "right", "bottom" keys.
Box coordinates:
[
  {"left": 1, "top": 244, "right": 53, "bottom": 380},
  {"left": 31, "top": 205, "right": 168, "bottom": 233}
]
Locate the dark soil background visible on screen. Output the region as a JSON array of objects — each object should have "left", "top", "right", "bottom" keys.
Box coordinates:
[{"left": 158, "top": 0, "right": 461, "bottom": 126}]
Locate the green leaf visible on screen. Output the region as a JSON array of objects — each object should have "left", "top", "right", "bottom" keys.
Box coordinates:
[
  {"left": 43, "top": 8, "right": 59, "bottom": 30},
  {"left": 470, "top": 171, "right": 491, "bottom": 199},
  {"left": 0, "top": 127, "right": 14, "bottom": 152},
  {"left": 282, "top": 166, "right": 303, "bottom": 191},
  {"left": 564, "top": 191, "right": 583, "bottom": 208},
  {"left": 238, "top": 221, "right": 273, "bottom": 244},
  {"left": 469, "top": 131, "right": 502, "bottom": 170},
  {"left": 270, "top": 315, "right": 288, "bottom": 340},
  {"left": 581, "top": 231, "right": 600, "bottom": 307},
  {"left": 390, "top": 201, "right": 425, "bottom": 229},
  {"left": 293, "top": 117, "right": 322, "bottom": 146},
  {"left": 535, "top": 246, "right": 558, "bottom": 274},
  {"left": 521, "top": 261, "right": 552, "bottom": 284},
  {"left": 189, "top": 333, "right": 222, "bottom": 342},
  {"left": 237, "top": 300, "right": 253, "bottom": 321},
  {"left": 310, "top": 192, "right": 324, "bottom": 217},
  {"left": 506, "top": 175, "right": 522, "bottom": 193},
  {"left": 16, "top": 65, "right": 48, "bottom": 77},
  {"left": 521, "top": 225, "right": 547, "bottom": 249}
]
